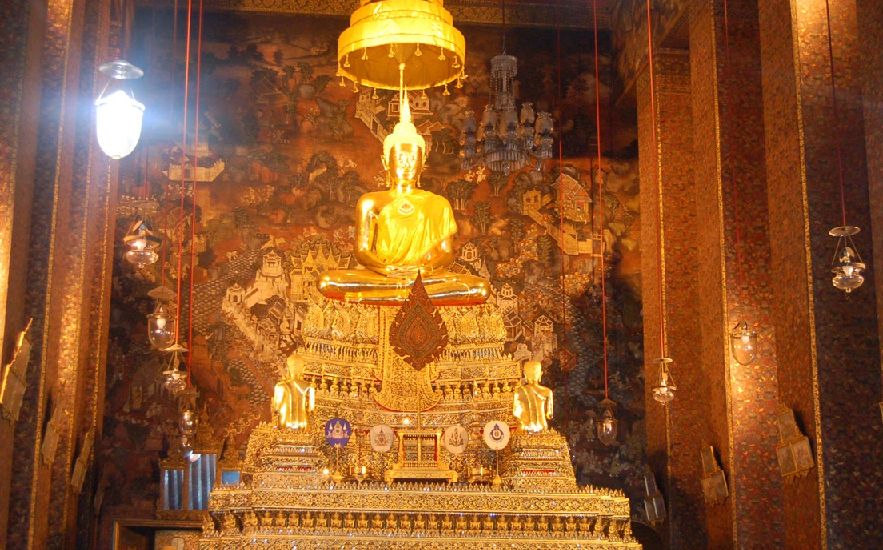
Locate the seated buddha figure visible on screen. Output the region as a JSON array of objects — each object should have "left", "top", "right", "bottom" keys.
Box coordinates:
[
  {"left": 513, "top": 360, "right": 554, "bottom": 432},
  {"left": 318, "top": 93, "right": 489, "bottom": 306},
  {"left": 272, "top": 354, "right": 315, "bottom": 430}
]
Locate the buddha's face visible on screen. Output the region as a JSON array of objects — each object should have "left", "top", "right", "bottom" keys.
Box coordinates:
[{"left": 386, "top": 142, "right": 423, "bottom": 186}]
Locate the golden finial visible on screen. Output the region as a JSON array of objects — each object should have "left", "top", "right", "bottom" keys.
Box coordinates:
[{"left": 382, "top": 63, "right": 426, "bottom": 161}]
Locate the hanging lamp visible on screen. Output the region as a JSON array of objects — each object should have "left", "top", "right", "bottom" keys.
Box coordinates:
[
  {"left": 122, "top": 219, "right": 161, "bottom": 268},
  {"left": 337, "top": 0, "right": 466, "bottom": 91},
  {"left": 597, "top": 398, "right": 618, "bottom": 446},
  {"left": 820, "top": 0, "right": 864, "bottom": 294},
  {"left": 651, "top": 358, "right": 677, "bottom": 404},
  {"left": 95, "top": 60, "right": 145, "bottom": 159},
  {"left": 729, "top": 320, "right": 757, "bottom": 365},
  {"left": 162, "top": 344, "right": 189, "bottom": 394}
]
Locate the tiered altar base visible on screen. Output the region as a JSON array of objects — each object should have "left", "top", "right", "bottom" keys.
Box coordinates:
[{"left": 201, "top": 481, "right": 639, "bottom": 549}]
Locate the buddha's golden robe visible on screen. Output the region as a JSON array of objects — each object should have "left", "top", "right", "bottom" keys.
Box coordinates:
[{"left": 374, "top": 192, "right": 456, "bottom": 267}]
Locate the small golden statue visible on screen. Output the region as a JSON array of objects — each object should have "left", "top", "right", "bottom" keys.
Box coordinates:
[
  {"left": 272, "top": 355, "right": 315, "bottom": 430},
  {"left": 513, "top": 361, "right": 554, "bottom": 432},
  {"left": 318, "top": 79, "right": 489, "bottom": 306}
]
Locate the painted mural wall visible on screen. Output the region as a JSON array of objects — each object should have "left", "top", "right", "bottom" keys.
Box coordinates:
[{"left": 101, "top": 9, "right": 647, "bottom": 524}]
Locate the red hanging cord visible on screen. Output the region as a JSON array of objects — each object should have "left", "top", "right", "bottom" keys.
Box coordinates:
[
  {"left": 555, "top": 25, "right": 568, "bottom": 355},
  {"left": 174, "top": 0, "right": 194, "bottom": 346},
  {"left": 186, "top": 0, "right": 204, "bottom": 383},
  {"left": 645, "top": 0, "right": 666, "bottom": 360},
  {"left": 591, "top": 0, "right": 609, "bottom": 400},
  {"left": 823, "top": 0, "right": 848, "bottom": 227}
]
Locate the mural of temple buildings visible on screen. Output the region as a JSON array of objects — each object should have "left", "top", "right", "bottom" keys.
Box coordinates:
[{"left": 0, "top": 0, "right": 880, "bottom": 549}]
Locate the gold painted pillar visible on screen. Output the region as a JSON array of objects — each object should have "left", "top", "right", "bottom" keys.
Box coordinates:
[
  {"left": 687, "top": 0, "right": 783, "bottom": 547},
  {"left": 637, "top": 48, "right": 710, "bottom": 548},
  {"left": 757, "top": 0, "right": 883, "bottom": 547},
  {"left": 857, "top": 0, "right": 883, "bottom": 362},
  {"left": 0, "top": 0, "right": 117, "bottom": 547},
  {"left": 0, "top": 0, "right": 47, "bottom": 546}
]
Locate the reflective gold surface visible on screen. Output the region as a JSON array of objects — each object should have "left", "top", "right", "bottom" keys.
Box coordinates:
[
  {"left": 319, "top": 95, "right": 489, "bottom": 306},
  {"left": 337, "top": 0, "right": 466, "bottom": 90},
  {"left": 271, "top": 355, "right": 315, "bottom": 430},
  {"left": 513, "top": 360, "right": 554, "bottom": 433}
]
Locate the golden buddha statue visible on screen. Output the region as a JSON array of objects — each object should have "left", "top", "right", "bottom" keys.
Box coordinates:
[
  {"left": 318, "top": 84, "right": 489, "bottom": 306},
  {"left": 271, "top": 354, "right": 315, "bottom": 430},
  {"left": 513, "top": 361, "right": 554, "bottom": 432}
]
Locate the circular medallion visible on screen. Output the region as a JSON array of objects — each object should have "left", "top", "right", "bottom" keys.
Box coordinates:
[
  {"left": 442, "top": 424, "right": 469, "bottom": 455},
  {"left": 482, "top": 420, "right": 510, "bottom": 451},
  {"left": 369, "top": 425, "right": 395, "bottom": 452}
]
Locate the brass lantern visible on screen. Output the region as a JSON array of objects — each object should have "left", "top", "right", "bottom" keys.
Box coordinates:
[
  {"left": 338, "top": 0, "right": 466, "bottom": 91},
  {"left": 829, "top": 226, "right": 865, "bottom": 293},
  {"left": 729, "top": 320, "right": 757, "bottom": 366},
  {"left": 596, "top": 398, "right": 618, "bottom": 446},
  {"left": 652, "top": 358, "right": 677, "bottom": 405}
]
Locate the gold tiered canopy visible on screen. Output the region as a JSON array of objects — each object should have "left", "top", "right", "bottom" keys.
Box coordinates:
[{"left": 338, "top": 0, "right": 466, "bottom": 90}]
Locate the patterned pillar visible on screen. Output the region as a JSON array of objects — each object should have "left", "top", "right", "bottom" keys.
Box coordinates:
[
  {"left": 688, "top": 0, "right": 783, "bottom": 547},
  {"left": 638, "top": 48, "right": 710, "bottom": 548},
  {"left": 2, "top": 0, "right": 117, "bottom": 547},
  {"left": 856, "top": 0, "right": 883, "bottom": 357},
  {"left": 757, "top": 0, "right": 883, "bottom": 547}
]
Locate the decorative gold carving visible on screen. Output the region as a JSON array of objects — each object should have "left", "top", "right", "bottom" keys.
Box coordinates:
[
  {"left": 775, "top": 407, "right": 815, "bottom": 480},
  {"left": 1, "top": 318, "right": 32, "bottom": 422},
  {"left": 700, "top": 445, "right": 729, "bottom": 505},
  {"left": 390, "top": 273, "right": 448, "bottom": 372},
  {"left": 384, "top": 428, "right": 458, "bottom": 483}
]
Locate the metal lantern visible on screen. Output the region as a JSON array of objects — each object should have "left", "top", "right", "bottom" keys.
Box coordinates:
[
  {"left": 95, "top": 60, "right": 145, "bottom": 160},
  {"left": 596, "top": 398, "right": 618, "bottom": 446},
  {"left": 122, "top": 219, "right": 160, "bottom": 268},
  {"left": 651, "top": 358, "right": 677, "bottom": 405},
  {"left": 162, "top": 344, "right": 189, "bottom": 395},
  {"left": 147, "top": 302, "right": 176, "bottom": 350},
  {"left": 729, "top": 320, "right": 757, "bottom": 366},
  {"left": 829, "top": 226, "right": 865, "bottom": 293}
]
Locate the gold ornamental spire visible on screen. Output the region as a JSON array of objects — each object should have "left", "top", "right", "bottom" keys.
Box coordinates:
[
  {"left": 384, "top": 64, "right": 426, "bottom": 159},
  {"left": 338, "top": 0, "right": 466, "bottom": 90}
]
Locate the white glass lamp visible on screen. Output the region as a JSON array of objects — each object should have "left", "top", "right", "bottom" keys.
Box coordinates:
[
  {"left": 652, "top": 358, "right": 677, "bottom": 405},
  {"left": 829, "top": 226, "right": 865, "bottom": 293},
  {"left": 729, "top": 321, "right": 757, "bottom": 366},
  {"left": 597, "top": 398, "right": 618, "bottom": 446},
  {"left": 95, "top": 60, "right": 145, "bottom": 160}
]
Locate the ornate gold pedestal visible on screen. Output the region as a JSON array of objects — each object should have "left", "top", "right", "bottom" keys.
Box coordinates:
[{"left": 199, "top": 298, "right": 640, "bottom": 548}]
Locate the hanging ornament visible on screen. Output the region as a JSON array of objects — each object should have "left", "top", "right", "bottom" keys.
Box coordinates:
[
  {"left": 162, "top": 344, "right": 189, "bottom": 395},
  {"left": 122, "top": 219, "right": 161, "bottom": 268},
  {"left": 829, "top": 226, "right": 865, "bottom": 293},
  {"left": 597, "top": 398, "right": 618, "bottom": 446},
  {"left": 95, "top": 60, "right": 145, "bottom": 160},
  {"left": 651, "top": 358, "right": 677, "bottom": 405},
  {"left": 729, "top": 320, "right": 757, "bottom": 365},
  {"left": 147, "top": 302, "right": 176, "bottom": 350},
  {"left": 337, "top": 0, "right": 465, "bottom": 91},
  {"left": 180, "top": 405, "right": 197, "bottom": 450}
]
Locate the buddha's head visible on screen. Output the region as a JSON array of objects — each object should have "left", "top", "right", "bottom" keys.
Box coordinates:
[
  {"left": 523, "top": 360, "right": 543, "bottom": 384},
  {"left": 382, "top": 91, "right": 426, "bottom": 188},
  {"left": 285, "top": 354, "right": 306, "bottom": 378}
]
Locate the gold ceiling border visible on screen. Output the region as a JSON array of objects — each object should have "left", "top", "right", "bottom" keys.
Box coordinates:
[{"left": 134, "top": 0, "right": 608, "bottom": 30}]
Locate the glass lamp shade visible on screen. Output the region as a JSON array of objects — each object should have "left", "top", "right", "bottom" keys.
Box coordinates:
[
  {"left": 729, "top": 321, "right": 757, "bottom": 366},
  {"left": 652, "top": 358, "right": 677, "bottom": 405},
  {"left": 162, "top": 345, "right": 189, "bottom": 395},
  {"left": 123, "top": 220, "right": 160, "bottom": 268},
  {"left": 147, "top": 303, "right": 176, "bottom": 350},
  {"left": 597, "top": 399, "right": 618, "bottom": 446},
  {"left": 180, "top": 407, "right": 197, "bottom": 446},
  {"left": 829, "top": 226, "right": 865, "bottom": 293},
  {"left": 95, "top": 89, "right": 145, "bottom": 159}
]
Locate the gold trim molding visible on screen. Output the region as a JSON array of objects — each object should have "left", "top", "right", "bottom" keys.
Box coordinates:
[{"left": 134, "top": 0, "right": 610, "bottom": 30}]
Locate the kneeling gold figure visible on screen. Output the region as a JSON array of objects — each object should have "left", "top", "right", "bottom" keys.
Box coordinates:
[{"left": 318, "top": 91, "right": 489, "bottom": 306}]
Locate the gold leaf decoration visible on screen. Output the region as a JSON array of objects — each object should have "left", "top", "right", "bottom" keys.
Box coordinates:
[{"left": 390, "top": 272, "right": 449, "bottom": 371}]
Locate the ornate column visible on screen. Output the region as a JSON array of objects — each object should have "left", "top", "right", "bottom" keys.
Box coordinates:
[
  {"left": 1, "top": 0, "right": 117, "bottom": 547},
  {"left": 0, "top": 0, "right": 48, "bottom": 546},
  {"left": 638, "top": 48, "right": 710, "bottom": 548},
  {"left": 757, "top": 0, "right": 883, "bottom": 547},
  {"left": 687, "top": 0, "right": 783, "bottom": 547}
]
